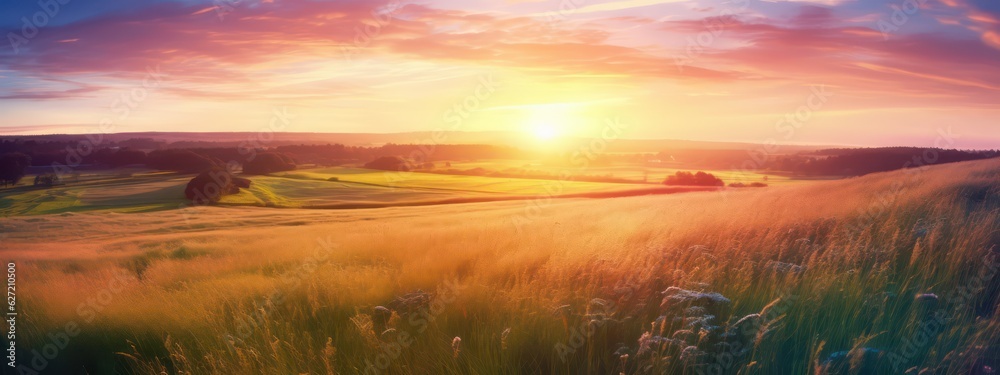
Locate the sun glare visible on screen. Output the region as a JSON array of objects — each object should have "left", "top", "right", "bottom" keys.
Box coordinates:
[
  {"left": 525, "top": 107, "right": 571, "bottom": 142},
  {"left": 534, "top": 124, "right": 559, "bottom": 140}
]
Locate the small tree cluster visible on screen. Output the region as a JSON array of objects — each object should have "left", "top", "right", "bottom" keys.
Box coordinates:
[
  {"left": 364, "top": 156, "right": 410, "bottom": 172},
  {"left": 0, "top": 152, "right": 31, "bottom": 187},
  {"left": 184, "top": 168, "right": 251, "bottom": 205},
  {"left": 33, "top": 174, "right": 62, "bottom": 187},
  {"left": 242, "top": 152, "right": 296, "bottom": 175},
  {"left": 663, "top": 171, "right": 724, "bottom": 187}
]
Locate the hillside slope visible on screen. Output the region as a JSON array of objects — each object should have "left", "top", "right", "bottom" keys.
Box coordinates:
[{"left": 2, "top": 159, "right": 998, "bottom": 374}]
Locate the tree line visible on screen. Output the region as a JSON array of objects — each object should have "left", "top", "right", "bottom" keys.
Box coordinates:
[
  {"left": 0, "top": 140, "right": 524, "bottom": 169},
  {"left": 771, "top": 148, "right": 1000, "bottom": 176},
  {"left": 2, "top": 139, "right": 998, "bottom": 189}
]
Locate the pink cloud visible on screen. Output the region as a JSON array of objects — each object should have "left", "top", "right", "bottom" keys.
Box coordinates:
[{"left": 1, "top": 0, "right": 997, "bottom": 113}]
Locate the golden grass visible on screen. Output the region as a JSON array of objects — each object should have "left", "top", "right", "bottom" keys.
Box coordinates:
[{"left": 3, "top": 159, "right": 999, "bottom": 374}]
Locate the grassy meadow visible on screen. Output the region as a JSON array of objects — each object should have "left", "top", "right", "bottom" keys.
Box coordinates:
[
  {"left": 2, "top": 159, "right": 999, "bottom": 374},
  {"left": 438, "top": 160, "right": 808, "bottom": 186},
  {"left": 0, "top": 166, "right": 694, "bottom": 216}
]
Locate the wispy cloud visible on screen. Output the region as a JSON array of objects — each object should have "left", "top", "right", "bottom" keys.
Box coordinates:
[
  {"left": 1, "top": 0, "right": 998, "bottom": 143},
  {"left": 558, "top": 0, "right": 689, "bottom": 14},
  {"left": 484, "top": 98, "right": 631, "bottom": 111}
]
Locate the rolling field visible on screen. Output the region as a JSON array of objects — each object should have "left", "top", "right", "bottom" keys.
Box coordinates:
[
  {"left": 1, "top": 167, "right": 696, "bottom": 216},
  {"left": 1, "top": 159, "right": 998, "bottom": 374},
  {"left": 435, "top": 160, "right": 816, "bottom": 185},
  {"left": 271, "top": 167, "right": 664, "bottom": 194},
  {"left": 0, "top": 171, "right": 193, "bottom": 216}
]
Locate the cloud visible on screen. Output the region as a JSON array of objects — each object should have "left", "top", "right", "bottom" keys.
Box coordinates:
[
  {"left": 936, "top": 0, "right": 1000, "bottom": 50},
  {"left": 1, "top": 0, "right": 998, "bottom": 113},
  {"left": 0, "top": 0, "right": 740, "bottom": 101},
  {"left": 853, "top": 62, "right": 1000, "bottom": 91},
  {"left": 557, "top": 0, "right": 689, "bottom": 14},
  {"left": 0, "top": 124, "right": 96, "bottom": 135},
  {"left": 760, "top": 0, "right": 853, "bottom": 5},
  {"left": 0, "top": 87, "right": 102, "bottom": 100},
  {"left": 660, "top": 15, "right": 1000, "bottom": 107},
  {"left": 984, "top": 30, "right": 1000, "bottom": 49},
  {"left": 789, "top": 5, "right": 836, "bottom": 26}
]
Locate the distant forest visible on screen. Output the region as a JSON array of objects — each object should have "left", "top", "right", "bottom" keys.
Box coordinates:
[
  {"left": 0, "top": 139, "right": 526, "bottom": 173},
  {"left": 771, "top": 148, "right": 999, "bottom": 176},
  {"left": 0, "top": 137, "right": 996, "bottom": 177}
]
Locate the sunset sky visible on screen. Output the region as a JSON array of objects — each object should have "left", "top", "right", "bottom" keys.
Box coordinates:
[{"left": 1, "top": 0, "right": 998, "bottom": 147}]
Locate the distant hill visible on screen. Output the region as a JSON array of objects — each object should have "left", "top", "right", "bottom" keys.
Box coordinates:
[
  {"left": 774, "top": 147, "right": 1000, "bottom": 176},
  {"left": 0, "top": 131, "right": 835, "bottom": 152}
]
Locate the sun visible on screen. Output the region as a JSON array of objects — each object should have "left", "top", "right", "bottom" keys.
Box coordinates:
[
  {"left": 524, "top": 108, "right": 569, "bottom": 141},
  {"left": 533, "top": 124, "right": 560, "bottom": 140}
]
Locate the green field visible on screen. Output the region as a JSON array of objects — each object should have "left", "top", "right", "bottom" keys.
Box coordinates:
[
  {"left": 1, "top": 165, "right": 700, "bottom": 216},
  {"left": 433, "top": 159, "right": 819, "bottom": 185},
  {"left": 0, "top": 171, "right": 192, "bottom": 216},
  {"left": 272, "top": 167, "right": 664, "bottom": 194}
]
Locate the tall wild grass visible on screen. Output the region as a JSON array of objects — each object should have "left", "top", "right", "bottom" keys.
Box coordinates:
[{"left": 6, "top": 159, "right": 999, "bottom": 374}]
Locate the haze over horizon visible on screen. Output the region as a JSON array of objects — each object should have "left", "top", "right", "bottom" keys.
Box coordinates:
[
  {"left": 2, "top": 0, "right": 999, "bottom": 148},
  {"left": 0, "top": 130, "right": 972, "bottom": 151}
]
